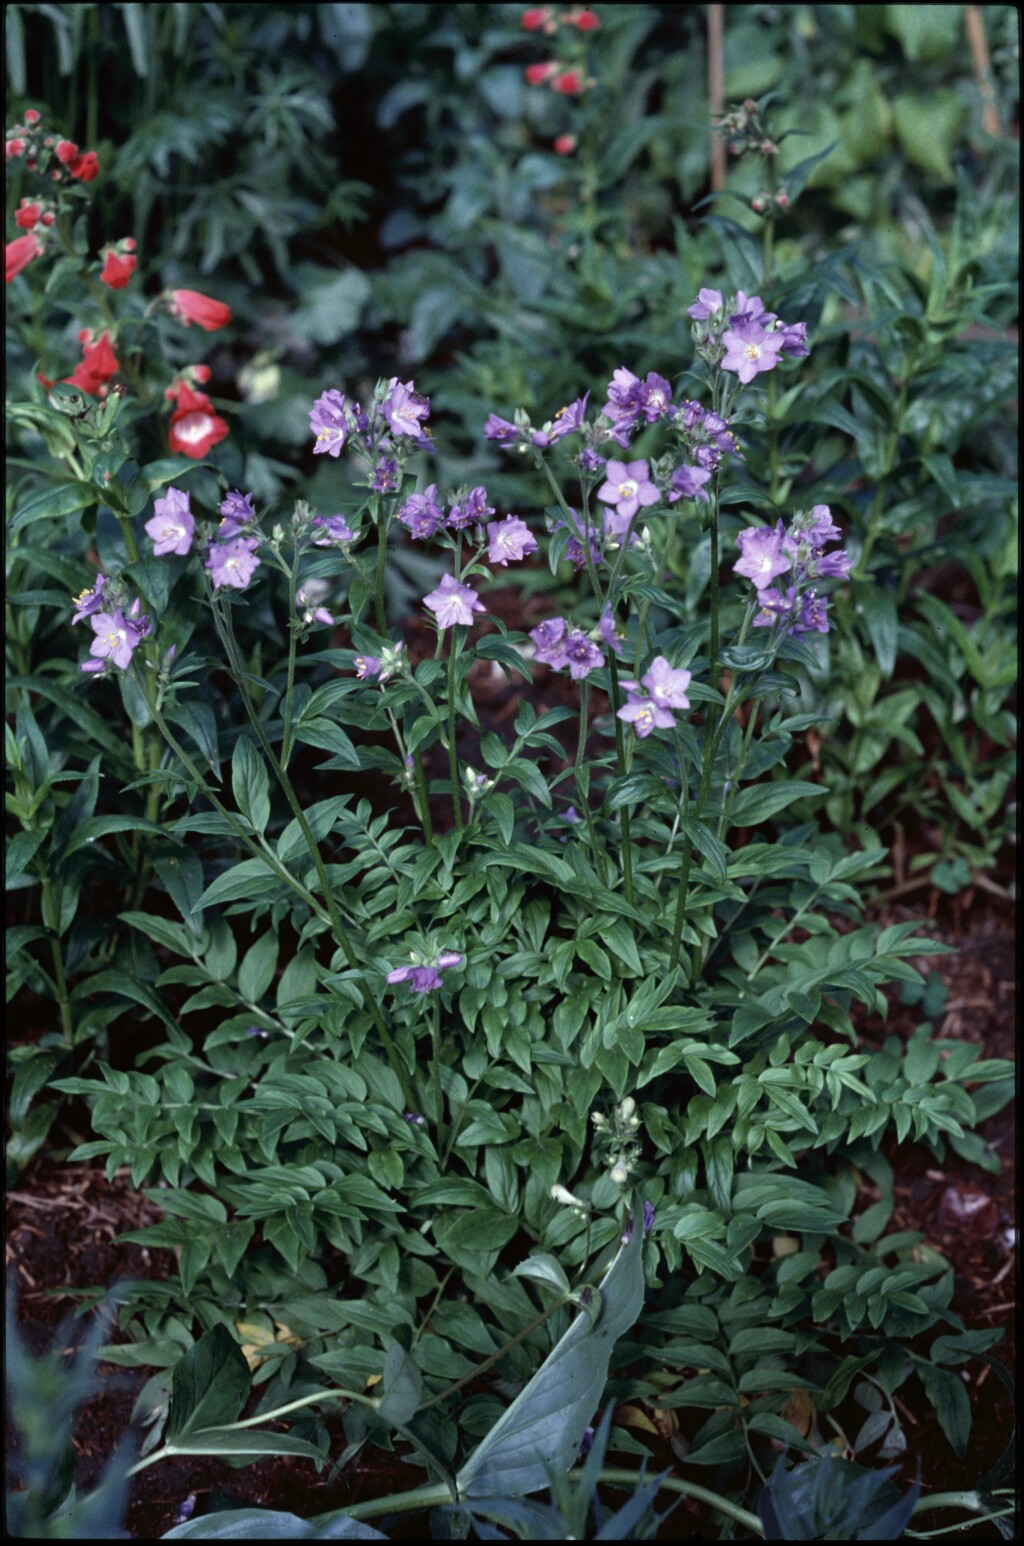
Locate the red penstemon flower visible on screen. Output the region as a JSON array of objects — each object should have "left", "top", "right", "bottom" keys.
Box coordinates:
[
  {"left": 571, "top": 8, "right": 601, "bottom": 29},
  {"left": 521, "top": 7, "right": 551, "bottom": 27},
  {"left": 53, "top": 139, "right": 101, "bottom": 180},
  {"left": 552, "top": 68, "right": 583, "bottom": 94},
  {"left": 5, "top": 232, "right": 44, "bottom": 284},
  {"left": 14, "top": 200, "right": 42, "bottom": 230},
  {"left": 100, "top": 239, "right": 138, "bottom": 289},
  {"left": 168, "top": 382, "right": 229, "bottom": 458},
  {"left": 554, "top": 134, "right": 578, "bottom": 155},
  {"left": 167, "top": 288, "right": 232, "bottom": 331},
  {"left": 525, "top": 61, "right": 559, "bottom": 86}
]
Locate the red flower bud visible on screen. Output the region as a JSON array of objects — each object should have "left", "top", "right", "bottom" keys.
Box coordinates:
[
  {"left": 552, "top": 68, "right": 583, "bottom": 94},
  {"left": 54, "top": 139, "right": 79, "bottom": 164},
  {"left": 6, "top": 232, "right": 43, "bottom": 284},
  {"left": 123, "top": 237, "right": 137, "bottom": 252},
  {"left": 43, "top": 136, "right": 53, "bottom": 147},
  {"left": 521, "top": 6, "right": 549, "bottom": 27},
  {"left": 554, "top": 134, "right": 578, "bottom": 155},
  {"left": 573, "top": 8, "right": 601, "bottom": 28},
  {"left": 525, "top": 61, "right": 558, "bottom": 85},
  {"left": 14, "top": 200, "right": 42, "bottom": 230},
  {"left": 751, "top": 195, "right": 767, "bottom": 214},
  {"left": 24, "top": 108, "right": 41, "bottom": 124},
  {"left": 69, "top": 149, "right": 100, "bottom": 181},
  {"left": 41, "top": 212, "right": 55, "bottom": 227},
  {"left": 5, "top": 139, "right": 26, "bottom": 161},
  {"left": 168, "top": 288, "right": 233, "bottom": 331},
  {"left": 775, "top": 190, "right": 790, "bottom": 209}
]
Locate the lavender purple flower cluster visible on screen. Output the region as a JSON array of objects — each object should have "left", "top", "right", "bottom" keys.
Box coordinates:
[
  {"left": 71, "top": 574, "right": 152, "bottom": 674},
  {"left": 734, "top": 505, "right": 851, "bottom": 635}
]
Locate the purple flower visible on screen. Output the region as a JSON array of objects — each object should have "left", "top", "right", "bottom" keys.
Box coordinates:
[
  {"left": 734, "top": 525, "right": 792, "bottom": 590},
  {"left": 795, "top": 591, "right": 830, "bottom": 633},
  {"left": 597, "top": 459, "right": 659, "bottom": 523},
  {"left": 643, "top": 657, "right": 692, "bottom": 711},
  {"left": 206, "top": 537, "right": 261, "bottom": 591},
  {"left": 617, "top": 692, "right": 675, "bottom": 738},
  {"left": 530, "top": 617, "right": 569, "bottom": 668},
  {"left": 381, "top": 378, "right": 430, "bottom": 442},
  {"left": 397, "top": 485, "right": 444, "bottom": 539},
  {"left": 355, "top": 654, "right": 382, "bottom": 679},
  {"left": 579, "top": 447, "right": 605, "bottom": 473},
  {"left": 484, "top": 412, "right": 521, "bottom": 443},
  {"left": 666, "top": 462, "right": 712, "bottom": 504},
  {"left": 600, "top": 368, "right": 643, "bottom": 446},
  {"left": 554, "top": 515, "right": 600, "bottom": 571},
  {"left": 423, "top": 573, "right": 486, "bottom": 629},
  {"left": 687, "top": 287, "right": 724, "bottom": 321},
  {"left": 563, "top": 631, "right": 604, "bottom": 680},
  {"left": 71, "top": 574, "right": 107, "bottom": 624},
  {"left": 728, "top": 290, "right": 769, "bottom": 326},
  {"left": 145, "top": 487, "right": 195, "bottom": 557},
  {"left": 487, "top": 515, "right": 538, "bottom": 567},
  {"left": 779, "top": 321, "right": 809, "bottom": 357},
  {"left": 577, "top": 1426, "right": 595, "bottom": 1462},
  {"left": 403, "top": 1111, "right": 427, "bottom": 1125},
  {"left": 127, "top": 597, "right": 153, "bottom": 640},
  {"left": 297, "top": 589, "right": 334, "bottom": 627},
  {"left": 805, "top": 504, "right": 842, "bottom": 546},
  {"left": 309, "top": 389, "right": 349, "bottom": 457},
  {"left": 548, "top": 392, "right": 590, "bottom": 442},
  {"left": 387, "top": 950, "right": 463, "bottom": 993},
  {"left": 531, "top": 430, "right": 551, "bottom": 449},
  {"left": 621, "top": 1201, "right": 657, "bottom": 1244},
  {"left": 598, "top": 607, "right": 624, "bottom": 656},
  {"left": 638, "top": 373, "right": 673, "bottom": 422},
  {"left": 721, "top": 321, "right": 785, "bottom": 384},
  {"left": 564, "top": 806, "right": 581, "bottom": 824},
  {"left": 679, "top": 399, "right": 705, "bottom": 430},
  {"left": 311, "top": 514, "right": 356, "bottom": 546},
  {"left": 373, "top": 457, "right": 399, "bottom": 493},
  {"left": 219, "top": 489, "right": 256, "bottom": 536},
  {"left": 446, "top": 486, "right": 494, "bottom": 533},
  {"left": 752, "top": 588, "right": 797, "bottom": 629},
  {"left": 815, "top": 548, "right": 852, "bottom": 579},
  {"left": 88, "top": 608, "right": 143, "bottom": 670}
]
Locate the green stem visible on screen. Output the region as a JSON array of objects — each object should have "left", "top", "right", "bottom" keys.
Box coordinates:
[
  {"left": 39, "top": 874, "right": 74, "bottom": 1047},
  {"left": 607, "top": 655, "right": 634, "bottom": 906},
  {"left": 215, "top": 610, "right": 413, "bottom": 1106},
  {"left": 431, "top": 996, "right": 444, "bottom": 1157},
  {"left": 575, "top": 680, "right": 605, "bottom": 879},
  {"left": 373, "top": 500, "right": 388, "bottom": 634},
  {"left": 117, "top": 515, "right": 140, "bottom": 564},
  {"left": 709, "top": 478, "right": 721, "bottom": 695},
  {"left": 412, "top": 746, "right": 433, "bottom": 843},
  {"left": 281, "top": 562, "right": 299, "bottom": 771},
  {"left": 446, "top": 630, "right": 464, "bottom": 837},
  {"left": 535, "top": 453, "right": 605, "bottom": 608},
  {"left": 417, "top": 1294, "right": 572, "bottom": 1414},
  {"left": 667, "top": 678, "right": 740, "bottom": 972},
  {"left": 853, "top": 371, "right": 912, "bottom": 580}
]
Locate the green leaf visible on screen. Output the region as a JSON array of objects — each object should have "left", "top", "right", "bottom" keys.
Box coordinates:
[
  {"left": 231, "top": 737, "right": 270, "bottom": 836},
  {"left": 457, "top": 1200, "right": 645, "bottom": 1499},
  {"left": 163, "top": 1507, "right": 387, "bottom": 1539},
  {"left": 511, "top": 1253, "right": 571, "bottom": 1298},
  {"left": 238, "top": 933, "right": 279, "bottom": 1003},
  {"left": 197, "top": 858, "right": 282, "bottom": 912},
  {"left": 729, "top": 781, "right": 824, "bottom": 826},
  {"left": 10, "top": 481, "right": 97, "bottom": 535},
  {"left": 918, "top": 1363, "right": 971, "bottom": 1460},
  {"left": 164, "top": 1427, "right": 325, "bottom": 1462},
  {"left": 166, "top": 1326, "right": 251, "bottom": 1441},
  {"left": 374, "top": 1341, "right": 422, "bottom": 1427}
]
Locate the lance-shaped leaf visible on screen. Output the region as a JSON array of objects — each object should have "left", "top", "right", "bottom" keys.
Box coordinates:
[
  {"left": 456, "top": 1200, "right": 645, "bottom": 1500},
  {"left": 166, "top": 1325, "right": 251, "bottom": 1441}
]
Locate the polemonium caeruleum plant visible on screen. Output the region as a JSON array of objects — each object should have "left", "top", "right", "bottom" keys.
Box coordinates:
[{"left": 36, "top": 280, "right": 1011, "bottom": 1513}]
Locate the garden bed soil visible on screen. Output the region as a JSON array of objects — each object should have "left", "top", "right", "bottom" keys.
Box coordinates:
[{"left": 6, "top": 896, "right": 1015, "bottom": 1540}]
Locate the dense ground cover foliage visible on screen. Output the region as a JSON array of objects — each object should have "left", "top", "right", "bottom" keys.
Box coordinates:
[{"left": 5, "top": 4, "right": 1018, "bottom": 1539}]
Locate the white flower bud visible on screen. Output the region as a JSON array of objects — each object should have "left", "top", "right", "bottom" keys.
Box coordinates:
[
  {"left": 551, "top": 1183, "right": 586, "bottom": 1209},
  {"left": 610, "top": 1162, "right": 629, "bottom": 1186}
]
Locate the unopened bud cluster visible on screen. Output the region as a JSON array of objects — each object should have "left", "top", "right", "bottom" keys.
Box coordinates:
[{"left": 591, "top": 1093, "right": 642, "bottom": 1185}]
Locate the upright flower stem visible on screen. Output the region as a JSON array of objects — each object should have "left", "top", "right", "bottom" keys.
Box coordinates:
[
  {"left": 412, "top": 747, "right": 433, "bottom": 844},
  {"left": 431, "top": 997, "right": 444, "bottom": 1157},
  {"left": 608, "top": 656, "right": 634, "bottom": 906},
  {"left": 39, "top": 873, "right": 74, "bottom": 1047},
  {"left": 280, "top": 558, "right": 299, "bottom": 771},
  {"left": 212, "top": 615, "right": 415, "bottom": 1107},
  {"left": 446, "top": 630, "right": 464, "bottom": 837},
  {"left": 709, "top": 480, "right": 721, "bottom": 695},
  {"left": 667, "top": 677, "right": 740, "bottom": 973},
  {"left": 575, "top": 680, "right": 605, "bottom": 878},
  {"left": 373, "top": 500, "right": 388, "bottom": 634}
]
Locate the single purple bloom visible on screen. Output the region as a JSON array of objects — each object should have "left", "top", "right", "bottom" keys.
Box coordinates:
[
  {"left": 695, "top": 444, "right": 721, "bottom": 472},
  {"left": 554, "top": 514, "right": 600, "bottom": 571},
  {"left": 373, "top": 457, "right": 399, "bottom": 493},
  {"left": 638, "top": 373, "right": 672, "bottom": 422},
  {"left": 309, "top": 389, "right": 349, "bottom": 457},
  {"left": 579, "top": 447, "right": 605, "bottom": 473},
  {"left": 297, "top": 589, "right": 334, "bottom": 627},
  {"left": 728, "top": 290, "right": 769, "bottom": 326},
  {"left": 530, "top": 617, "right": 569, "bottom": 668},
  {"left": 722, "top": 321, "right": 786, "bottom": 384},
  {"left": 446, "top": 486, "right": 494, "bottom": 533},
  {"left": 71, "top": 573, "right": 107, "bottom": 625},
  {"left": 145, "top": 487, "right": 195, "bottom": 557},
  {"left": 617, "top": 690, "right": 677, "bottom": 738},
  {"left": 487, "top": 515, "right": 538, "bottom": 567},
  {"left": 794, "top": 591, "right": 830, "bottom": 634},
  {"left": 598, "top": 607, "right": 624, "bottom": 656},
  {"left": 355, "top": 654, "right": 382, "bottom": 679},
  {"left": 381, "top": 377, "right": 430, "bottom": 441},
  {"left": 687, "top": 287, "right": 724, "bottom": 321},
  {"left": 804, "top": 504, "right": 842, "bottom": 546},
  {"left": 642, "top": 657, "right": 692, "bottom": 711},
  {"left": 311, "top": 514, "right": 356, "bottom": 546},
  {"left": 548, "top": 391, "right": 591, "bottom": 442},
  {"left": 127, "top": 597, "right": 152, "bottom": 639},
  {"left": 735, "top": 525, "right": 792, "bottom": 591},
  {"left": 564, "top": 806, "right": 580, "bottom": 824},
  {"left": 815, "top": 548, "right": 851, "bottom": 579},
  {"left": 88, "top": 608, "right": 143, "bottom": 670},
  {"left": 79, "top": 658, "right": 106, "bottom": 675},
  {"left": 577, "top": 1426, "right": 595, "bottom": 1461},
  {"left": 643, "top": 1200, "right": 656, "bottom": 1234},
  {"left": 531, "top": 430, "right": 551, "bottom": 449},
  {"left": 564, "top": 631, "right": 604, "bottom": 680},
  {"left": 667, "top": 462, "right": 712, "bottom": 504},
  {"left": 206, "top": 536, "right": 261, "bottom": 591},
  {"left": 600, "top": 368, "right": 643, "bottom": 447},
  {"left": 388, "top": 951, "right": 462, "bottom": 993},
  {"left": 778, "top": 321, "right": 809, "bottom": 357},
  {"left": 219, "top": 489, "right": 256, "bottom": 536},
  {"left": 597, "top": 459, "right": 659, "bottom": 522},
  {"left": 679, "top": 399, "right": 705, "bottom": 431},
  {"left": 484, "top": 412, "right": 521, "bottom": 443},
  {"left": 423, "top": 573, "right": 486, "bottom": 629},
  {"left": 397, "top": 485, "right": 444, "bottom": 539},
  {"left": 404, "top": 1112, "right": 427, "bottom": 1125},
  {"left": 752, "top": 587, "right": 797, "bottom": 628}
]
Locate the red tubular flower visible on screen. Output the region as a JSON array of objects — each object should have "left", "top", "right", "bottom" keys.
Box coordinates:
[
  {"left": 168, "top": 383, "right": 229, "bottom": 458},
  {"left": 24, "top": 108, "right": 41, "bottom": 124},
  {"left": 521, "top": 7, "right": 550, "bottom": 27},
  {"left": 100, "top": 244, "right": 137, "bottom": 289},
  {"left": 554, "top": 134, "right": 578, "bottom": 155},
  {"left": 59, "top": 330, "right": 121, "bottom": 395},
  {"left": 14, "top": 200, "right": 42, "bottom": 230},
  {"left": 168, "top": 288, "right": 232, "bottom": 331},
  {"left": 573, "top": 8, "right": 601, "bottom": 28},
  {"left": 553, "top": 69, "right": 583, "bottom": 94},
  {"left": 525, "top": 61, "right": 559, "bottom": 86},
  {"left": 54, "top": 139, "right": 78, "bottom": 164},
  {"left": 69, "top": 150, "right": 100, "bottom": 181},
  {"left": 6, "top": 232, "right": 43, "bottom": 284},
  {"left": 5, "top": 138, "right": 26, "bottom": 161}
]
